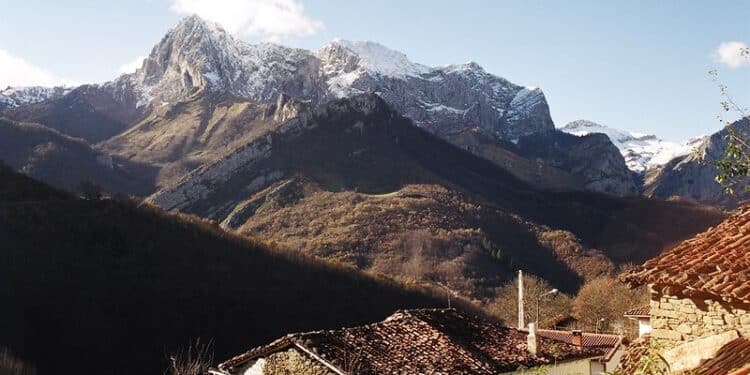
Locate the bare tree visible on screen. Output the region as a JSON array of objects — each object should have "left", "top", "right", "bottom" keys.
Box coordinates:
[
  {"left": 490, "top": 274, "right": 571, "bottom": 329},
  {"left": 573, "top": 277, "right": 648, "bottom": 334},
  {"left": 167, "top": 339, "right": 214, "bottom": 375}
]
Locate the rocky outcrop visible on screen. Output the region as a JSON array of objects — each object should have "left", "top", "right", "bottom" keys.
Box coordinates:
[
  {"left": 6, "top": 16, "right": 632, "bottom": 198},
  {"left": 514, "top": 131, "right": 639, "bottom": 196},
  {"left": 645, "top": 117, "right": 750, "bottom": 208},
  {"left": 0, "top": 86, "right": 72, "bottom": 111},
  {"left": 4, "top": 80, "right": 149, "bottom": 142},
  {"left": 561, "top": 120, "right": 702, "bottom": 174},
  {"left": 124, "top": 16, "right": 554, "bottom": 147},
  {"left": 318, "top": 41, "right": 554, "bottom": 142}
]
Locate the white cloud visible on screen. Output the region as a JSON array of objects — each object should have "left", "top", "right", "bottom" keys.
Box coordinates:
[
  {"left": 0, "top": 49, "right": 74, "bottom": 88},
  {"left": 713, "top": 41, "right": 750, "bottom": 69},
  {"left": 118, "top": 55, "right": 146, "bottom": 75},
  {"left": 170, "top": 0, "right": 323, "bottom": 40}
]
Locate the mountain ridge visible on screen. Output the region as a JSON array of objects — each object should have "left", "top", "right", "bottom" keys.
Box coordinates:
[
  {"left": 147, "top": 93, "right": 725, "bottom": 300},
  {"left": 560, "top": 119, "right": 704, "bottom": 174}
]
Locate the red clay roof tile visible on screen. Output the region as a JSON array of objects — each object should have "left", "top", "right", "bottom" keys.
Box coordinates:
[
  {"left": 623, "top": 206, "right": 750, "bottom": 305},
  {"left": 218, "top": 308, "right": 609, "bottom": 374},
  {"left": 692, "top": 337, "right": 750, "bottom": 375},
  {"left": 623, "top": 305, "right": 650, "bottom": 318}
]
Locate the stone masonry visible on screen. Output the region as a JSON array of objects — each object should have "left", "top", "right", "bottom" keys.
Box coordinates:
[
  {"left": 261, "top": 348, "right": 334, "bottom": 375},
  {"left": 650, "top": 289, "right": 750, "bottom": 344}
]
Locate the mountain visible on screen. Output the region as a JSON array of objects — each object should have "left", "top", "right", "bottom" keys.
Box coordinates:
[
  {"left": 0, "top": 86, "right": 73, "bottom": 111},
  {"left": 0, "top": 164, "right": 450, "bottom": 374},
  {"left": 3, "top": 80, "right": 150, "bottom": 142},
  {"left": 561, "top": 120, "right": 703, "bottom": 174},
  {"left": 644, "top": 117, "right": 750, "bottom": 208},
  {"left": 148, "top": 94, "right": 725, "bottom": 300},
  {"left": 3, "top": 16, "right": 635, "bottom": 195},
  {"left": 98, "top": 93, "right": 305, "bottom": 187},
  {"left": 127, "top": 15, "right": 554, "bottom": 143},
  {"left": 0, "top": 117, "right": 155, "bottom": 195},
  {"left": 514, "top": 130, "right": 640, "bottom": 196}
]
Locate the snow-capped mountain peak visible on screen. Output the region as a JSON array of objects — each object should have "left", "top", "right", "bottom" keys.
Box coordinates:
[
  {"left": 560, "top": 120, "right": 701, "bottom": 173},
  {"left": 4, "top": 16, "right": 553, "bottom": 149},
  {"left": 0, "top": 86, "right": 73, "bottom": 109},
  {"left": 321, "top": 39, "right": 430, "bottom": 78},
  {"left": 115, "top": 15, "right": 554, "bottom": 142}
]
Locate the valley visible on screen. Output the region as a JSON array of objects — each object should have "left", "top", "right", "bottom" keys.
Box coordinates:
[{"left": 0, "top": 10, "right": 746, "bottom": 375}]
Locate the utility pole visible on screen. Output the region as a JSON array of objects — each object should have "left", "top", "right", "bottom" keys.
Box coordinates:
[{"left": 518, "top": 270, "right": 525, "bottom": 330}]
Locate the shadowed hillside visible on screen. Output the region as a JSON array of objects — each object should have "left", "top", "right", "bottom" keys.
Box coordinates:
[
  {"left": 0, "top": 165, "right": 448, "bottom": 375},
  {"left": 149, "top": 94, "right": 726, "bottom": 300},
  {"left": 0, "top": 117, "right": 156, "bottom": 195}
]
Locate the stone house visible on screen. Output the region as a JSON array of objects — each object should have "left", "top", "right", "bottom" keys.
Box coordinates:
[
  {"left": 622, "top": 206, "right": 750, "bottom": 372},
  {"left": 212, "top": 308, "right": 623, "bottom": 375},
  {"left": 534, "top": 329, "right": 626, "bottom": 372}
]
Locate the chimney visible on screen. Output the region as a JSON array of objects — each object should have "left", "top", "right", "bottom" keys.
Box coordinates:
[
  {"left": 527, "top": 322, "right": 538, "bottom": 356},
  {"left": 518, "top": 270, "right": 525, "bottom": 330},
  {"left": 572, "top": 330, "right": 583, "bottom": 346}
]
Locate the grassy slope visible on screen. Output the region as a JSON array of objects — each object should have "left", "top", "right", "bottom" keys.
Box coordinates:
[
  {"left": 194, "top": 95, "right": 726, "bottom": 298},
  {"left": 0, "top": 165, "right": 446, "bottom": 374}
]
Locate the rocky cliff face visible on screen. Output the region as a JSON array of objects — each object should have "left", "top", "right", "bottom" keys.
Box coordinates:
[
  {"left": 3, "top": 80, "right": 149, "bottom": 142},
  {"left": 318, "top": 41, "right": 554, "bottom": 141},
  {"left": 561, "top": 120, "right": 702, "bottom": 174},
  {"left": 124, "top": 16, "right": 554, "bottom": 145},
  {"left": 645, "top": 117, "right": 750, "bottom": 208},
  {"left": 4, "top": 15, "right": 631, "bottom": 197},
  {"left": 516, "top": 131, "right": 640, "bottom": 196},
  {"left": 0, "top": 86, "right": 73, "bottom": 111}
]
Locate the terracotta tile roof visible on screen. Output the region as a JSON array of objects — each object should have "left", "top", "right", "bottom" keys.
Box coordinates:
[
  {"left": 217, "top": 308, "right": 608, "bottom": 374},
  {"left": 615, "top": 335, "right": 651, "bottom": 375},
  {"left": 690, "top": 338, "right": 750, "bottom": 375},
  {"left": 536, "top": 329, "right": 624, "bottom": 348},
  {"left": 623, "top": 206, "right": 750, "bottom": 305},
  {"left": 535, "top": 329, "right": 625, "bottom": 361},
  {"left": 623, "top": 305, "right": 650, "bottom": 318}
]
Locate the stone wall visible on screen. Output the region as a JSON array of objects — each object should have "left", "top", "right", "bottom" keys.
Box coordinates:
[
  {"left": 650, "top": 289, "right": 750, "bottom": 344},
  {"left": 261, "top": 348, "right": 334, "bottom": 375}
]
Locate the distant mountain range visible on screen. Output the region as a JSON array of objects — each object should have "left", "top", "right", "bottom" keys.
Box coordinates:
[
  {"left": 0, "top": 15, "right": 733, "bottom": 308},
  {"left": 0, "top": 86, "right": 72, "bottom": 111},
  {"left": 560, "top": 120, "right": 705, "bottom": 174}
]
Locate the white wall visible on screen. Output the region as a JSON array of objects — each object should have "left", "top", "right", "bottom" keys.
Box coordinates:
[
  {"left": 504, "top": 358, "right": 594, "bottom": 375},
  {"left": 639, "top": 318, "right": 652, "bottom": 337}
]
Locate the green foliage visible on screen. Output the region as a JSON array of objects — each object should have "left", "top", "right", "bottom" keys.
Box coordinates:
[
  {"left": 481, "top": 237, "right": 505, "bottom": 261},
  {"left": 709, "top": 62, "right": 750, "bottom": 194},
  {"left": 604, "top": 342, "right": 673, "bottom": 375}
]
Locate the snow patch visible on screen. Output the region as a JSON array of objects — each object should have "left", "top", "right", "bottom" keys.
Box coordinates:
[
  {"left": 324, "top": 39, "right": 430, "bottom": 78},
  {"left": 561, "top": 120, "right": 702, "bottom": 173}
]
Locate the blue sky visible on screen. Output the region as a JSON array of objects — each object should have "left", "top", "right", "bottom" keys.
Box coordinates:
[{"left": 1, "top": 0, "right": 748, "bottom": 140}]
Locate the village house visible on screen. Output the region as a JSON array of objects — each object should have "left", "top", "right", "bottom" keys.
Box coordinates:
[
  {"left": 623, "top": 306, "right": 651, "bottom": 338},
  {"left": 621, "top": 206, "right": 750, "bottom": 373},
  {"left": 534, "top": 329, "right": 626, "bottom": 371},
  {"left": 212, "top": 308, "right": 624, "bottom": 375}
]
